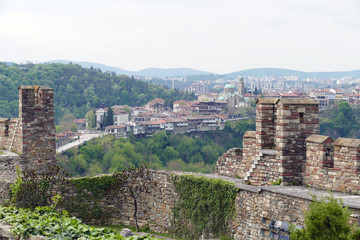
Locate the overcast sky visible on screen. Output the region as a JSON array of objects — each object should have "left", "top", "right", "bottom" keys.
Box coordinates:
[{"left": 0, "top": 0, "right": 360, "bottom": 73}]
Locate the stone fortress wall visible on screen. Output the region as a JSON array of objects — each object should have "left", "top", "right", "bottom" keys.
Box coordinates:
[
  {"left": 52, "top": 171, "right": 360, "bottom": 240},
  {"left": 0, "top": 86, "right": 56, "bottom": 170},
  {"left": 1, "top": 89, "right": 360, "bottom": 239},
  {"left": 215, "top": 98, "right": 360, "bottom": 194},
  {"left": 0, "top": 86, "right": 56, "bottom": 199}
]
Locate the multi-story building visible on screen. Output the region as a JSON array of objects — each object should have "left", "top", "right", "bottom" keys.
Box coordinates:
[
  {"left": 95, "top": 108, "right": 107, "bottom": 129},
  {"left": 186, "top": 81, "right": 208, "bottom": 95},
  {"left": 113, "top": 109, "right": 129, "bottom": 125},
  {"left": 145, "top": 98, "right": 166, "bottom": 114}
]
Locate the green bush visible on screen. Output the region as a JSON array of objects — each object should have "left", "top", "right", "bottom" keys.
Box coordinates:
[
  {"left": 172, "top": 175, "right": 239, "bottom": 239},
  {"left": 290, "top": 194, "right": 360, "bottom": 240},
  {"left": 0, "top": 205, "right": 159, "bottom": 239}
]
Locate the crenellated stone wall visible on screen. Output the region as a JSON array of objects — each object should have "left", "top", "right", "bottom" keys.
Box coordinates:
[
  {"left": 215, "top": 131, "right": 257, "bottom": 178},
  {"left": 246, "top": 149, "right": 279, "bottom": 186},
  {"left": 305, "top": 136, "right": 360, "bottom": 194},
  {"left": 214, "top": 148, "right": 243, "bottom": 177},
  {"left": 0, "top": 86, "right": 56, "bottom": 173},
  {"left": 216, "top": 98, "right": 320, "bottom": 186},
  {"left": 0, "top": 118, "right": 22, "bottom": 154},
  {"left": 241, "top": 131, "right": 257, "bottom": 177}
]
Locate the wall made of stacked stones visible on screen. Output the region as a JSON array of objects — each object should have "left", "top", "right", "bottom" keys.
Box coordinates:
[
  {"left": 256, "top": 103, "right": 276, "bottom": 150},
  {"left": 275, "top": 103, "right": 319, "bottom": 184},
  {"left": 61, "top": 170, "right": 359, "bottom": 240},
  {"left": 20, "top": 87, "right": 56, "bottom": 170},
  {"left": 241, "top": 133, "right": 257, "bottom": 177},
  {"left": 61, "top": 170, "right": 178, "bottom": 233},
  {"left": 231, "top": 188, "right": 360, "bottom": 240},
  {"left": 215, "top": 148, "right": 244, "bottom": 177},
  {"left": 9, "top": 119, "right": 22, "bottom": 154},
  {"left": 0, "top": 121, "right": 10, "bottom": 150},
  {"left": 305, "top": 141, "right": 360, "bottom": 194},
  {"left": 2, "top": 168, "right": 360, "bottom": 239},
  {"left": 248, "top": 151, "right": 279, "bottom": 186},
  {"left": 0, "top": 119, "right": 22, "bottom": 154},
  {"left": 332, "top": 144, "right": 360, "bottom": 193},
  {"left": 0, "top": 155, "right": 27, "bottom": 201},
  {"left": 215, "top": 131, "right": 257, "bottom": 178},
  {"left": 304, "top": 141, "right": 335, "bottom": 190},
  {"left": 232, "top": 190, "right": 308, "bottom": 240}
]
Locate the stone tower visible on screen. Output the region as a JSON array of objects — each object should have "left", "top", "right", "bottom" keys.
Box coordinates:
[
  {"left": 19, "top": 86, "right": 56, "bottom": 170},
  {"left": 274, "top": 99, "right": 319, "bottom": 184},
  {"left": 238, "top": 77, "right": 245, "bottom": 96},
  {"left": 255, "top": 98, "right": 319, "bottom": 184}
]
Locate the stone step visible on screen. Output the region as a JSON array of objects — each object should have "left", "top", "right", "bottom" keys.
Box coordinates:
[{"left": 9, "top": 119, "right": 20, "bottom": 151}]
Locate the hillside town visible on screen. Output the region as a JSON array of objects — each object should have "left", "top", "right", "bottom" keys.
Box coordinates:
[
  {"left": 62, "top": 74, "right": 360, "bottom": 141},
  {"left": 60, "top": 78, "right": 250, "bottom": 139}
]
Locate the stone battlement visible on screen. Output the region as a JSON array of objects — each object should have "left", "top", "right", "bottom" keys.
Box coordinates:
[
  {"left": 216, "top": 98, "right": 360, "bottom": 194},
  {"left": 0, "top": 86, "right": 55, "bottom": 171}
]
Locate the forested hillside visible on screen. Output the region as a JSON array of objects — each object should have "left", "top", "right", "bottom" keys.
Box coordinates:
[
  {"left": 320, "top": 101, "right": 360, "bottom": 139},
  {"left": 0, "top": 62, "right": 195, "bottom": 123},
  {"left": 57, "top": 119, "right": 255, "bottom": 176}
]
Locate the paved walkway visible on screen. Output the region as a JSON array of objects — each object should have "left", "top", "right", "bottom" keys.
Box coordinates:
[
  {"left": 56, "top": 133, "right": 101, "bottom": 153},
  {"left": 0, "top": 150, "right": 19, "bottom": 157},
  {"left": 182, "top": 172, "right": 360, "bottom": 210}
]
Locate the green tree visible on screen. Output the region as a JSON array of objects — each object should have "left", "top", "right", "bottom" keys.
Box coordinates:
[
  {"left": 57, "top": 113, "right": 77, "bottom": 132},
  {"left": 290, "top": 194, "right": 360, "bottom": 240},
  {"left": 104, "top": 107, "right": 114, "bottom": 127},
  {"left": 85, "top": 110, "right": 96, "bottom": 129},
  {"left": 160, "top": 146, "right": 180, "bottom": 163}
]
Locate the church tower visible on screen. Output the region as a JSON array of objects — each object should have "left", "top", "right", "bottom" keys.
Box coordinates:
[{"left": 238, "top": 77, "right": 245, "bottom": 96}]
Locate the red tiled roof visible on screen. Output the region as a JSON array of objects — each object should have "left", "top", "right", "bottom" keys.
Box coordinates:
[
  {"left": 75, "top": 119, "right": 86, "bottom": 124},
  {"left": 214, "top": 114, "right": 227, "bottom": 119},
  {"left": 113, "top": 109, "right": 128, "bottom": 115},
  {"left": 164, "top": 118, "right": 187, "bottom": 123},
  {"left": 148, "top": 98, "right": 165, "bottom": 105},
  {"left": 136, "top": 121, "right": 161, "bottom": 125},
  {"left": 186, "top": 115, "right": 218, "bottom": 120},
  {"left": 279, "top": 92, "right": 299, "bottom": 97},
  {"left": 105, "top": 124, "right": 127, "bottom": 129},
  {"left": 137, "top": 112, "right": 153, "bottom": 117},
  {"left": 95, "top": 108, "right": 108, "bottom": 112}
]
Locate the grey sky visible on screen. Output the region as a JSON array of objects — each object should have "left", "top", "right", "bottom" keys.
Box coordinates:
[{"left": 0, "top": 0, "right": 359, "bottom": 73}]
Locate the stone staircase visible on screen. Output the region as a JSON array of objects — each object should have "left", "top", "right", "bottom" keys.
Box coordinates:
[
  {"left": 8, "top": 119, "right": 19, "bottom": 152},
  {"left": 244, "top": 155, "right": 260, "bottom": 181}
]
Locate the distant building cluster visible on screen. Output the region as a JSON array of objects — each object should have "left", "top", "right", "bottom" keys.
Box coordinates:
[
  {"left": 238, "top": 75, "right": 360, "bottom": 109},
  {"left": 185, "top": 81, "right": 208, "bottom": 95},
  {"left": 68, "top": 74, "right": 360, "bottom": 138},
  {"left": 69, "top": 78, "right": 252, "bottom": 138}
]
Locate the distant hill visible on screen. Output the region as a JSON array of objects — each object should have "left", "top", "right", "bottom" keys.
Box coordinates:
[
  {"left": 225, "top": 68, "right": 360, "bottom": 79},
  {"left": 48, "top": 60, "right": 213, "bottom": 78},
  {"left": 48, "top": 60, "right": 133, "bottom": 75},
  {"left": 14, "top": 60, "right": 360, "bottom": 79},
  {"left": 0, "top": 62, "right": 195, "bottom": 122},
  {"left": 136, "top": 67, "right": 212, "bottom": 78}
]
